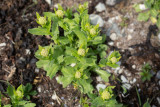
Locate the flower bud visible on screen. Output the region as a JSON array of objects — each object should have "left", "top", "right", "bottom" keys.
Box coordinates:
[
  {"left": 38, "top": 17, "right": 47, "bottom": 25},
  {"left": 16, "top": 90, "right": 23, "bottom": 99},
  {"left": 79, "top": 5, "right": 84, "bottom": 10},
  {"left": 110, "top": 57, "right": 117, "bottom": 64},
  {"left": 75, "top": 71, "right": 81, "bottom": 79},
  {"left": 56, "top": 10, "right": 64, "bottom": 18},
  {"left": 78, "top": 49, "right": 85, "bottom": 56},
  {"left": 90, "top": 28, "right": 96, "bottom": 36},
  {"left": 101, "top": 90, "right": 111, "bottom": 100},
  {"left": 40, "top": 49, "right": 48, "bottom": 57}
]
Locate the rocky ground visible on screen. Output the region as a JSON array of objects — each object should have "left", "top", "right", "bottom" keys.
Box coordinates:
[{"left": 0, "top": 0, "right": 160, "bottom": 107}]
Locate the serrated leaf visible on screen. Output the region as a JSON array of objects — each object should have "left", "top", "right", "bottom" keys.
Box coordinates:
[
  {"left": 58, "top": 66, "right": 75, "bottom": 87},
  {"left": 45, "top": 63, "right": 60, "bottom": 79},
  {"left": 94, "top": 69, "right": 111, "bottom": 82},
  {"left": 64, "top": 56, "right": 77, "bottom": 65},
  {"left": 137, "top": 11, "right": 150, "bottom": 21},
  {"left": 57, "top": 55, "right": 64, "bottom": 64},
  {"left": 77, "top": 79, "right": 94, "bottom": 94}
]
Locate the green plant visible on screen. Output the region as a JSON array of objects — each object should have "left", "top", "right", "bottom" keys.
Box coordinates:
[
  {"left": 28, "top": 2, "right": 121, "bottom": 94},
  {"left": 1, "top": 84, "right": 36, "bottom": 107},
  {"left": 120, "top": 17, "right": 128, "bottom": 28},
  {"left": 134, "top": 0, "right": 160, "bottom": 28},
  {"left": 87, "top": 86, "right": 123, "bottom": 107},
  {"left": 140, "top": 63, "right": 152, "bottom": 82}
]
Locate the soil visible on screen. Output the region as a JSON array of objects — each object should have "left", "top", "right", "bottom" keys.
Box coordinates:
[{"left": 0, "top": 0, "right": 160, "bottom": 107}]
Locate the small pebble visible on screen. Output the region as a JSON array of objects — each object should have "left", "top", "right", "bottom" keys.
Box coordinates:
[
  {"left": 110, "top": 33, "right": 118, "bottom": 41},
  {"left": 25, "top": 49, "right": 31, "bottom": 55},
  {"left": 132, "top": 65, "right": 136, "bottom": 69},
  {"left": 52, "top": 94, "right": 57, "bottom": 100},
  {"left": 122, "top": 83, "right": 132, "bottom": 90},
  {"left": 35, "top": 68, "right": 40, "bottom": 73},
  {"left": 121, "top": 75, "right": 129, "bottom": 83},
  {"left": 0, "top": 43, "right": 6, "bottom": 47},
  {"left": 108, "top": 42, "right": 114, "bottom": 46},
  {"left": 90, "top": 14, "right": 104, "bottom": 27}
]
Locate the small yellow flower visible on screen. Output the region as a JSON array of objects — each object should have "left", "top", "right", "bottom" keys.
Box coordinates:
[
  {"left": 110, "top": 57, "right": 117, "bottom": 64},
  {"left": 90, "top": 28, "right": 96, "bottom": 36},
  {"left": 101, "top": 90, "right": 111, "bottom": 100},
  {"left": 75, "top": 71, "right": 81, "bottom": 79},
  {"left": 56, "top": 10, "right": 64, "bottom": 18},
  {"left": 78, "top": 48, "right": 85, "bottom": 56},
  {"left": 40, "top": 49, "right": 48, "bottom": 57},
  {"left": 38, "top": 17, "right": 47, "bottom": 25}
]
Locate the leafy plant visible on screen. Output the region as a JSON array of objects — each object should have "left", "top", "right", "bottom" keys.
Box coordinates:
[
  {"left": 140, "top": 63, "right": 152, "bottom": 82},
  {"left": 1, "top": 84, "right": 36, "bottom": 107},
  {"left": 28, "top": 2, "right": 121, "bottom": 95},
  {"left": 87, "top": 86, "right": 123, "bottom": 107},
  {"left": 134, "top": 0, "right": 160, "bottom": 28}
]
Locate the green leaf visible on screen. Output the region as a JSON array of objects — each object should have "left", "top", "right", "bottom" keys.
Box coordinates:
[
  {"left": 91, "top": 36, "right": 103, "bottom": 45},
  {"left": 133, "top": 4, "right": 143, "bottom": 12},
  {"left": 7, "top": 85, "right": 14, "bottom": 99},
  {"left": 3, "top": 105, "right": 11, "bottom": 107},
  {"left": 28, "top": 27, "right": 50, "bottom": 35},
  {"left": 24, "top": 102, "right": 36, "bottom": 107},
  {"left": 137, "top": 11, "right": 150, "bottom": 21},
  {"left": 57, "top": 55, "right": 64, "bottom": 64},
  {"left": 73, "top": 28, "right": 87, "bottom": 47},
  {"left": 36, "top": 60, "right": 50, "bottom": 68},
  {"left": 58, "top": 66, "right": 75, "bottom": 87},
  {"left": 44, "top": 63, "right": 60, "bottom": 79},
  {"left": 94, "top": 69, "right": 111, "bottom": 82},
  {"left": 64, "top": 56, "right": 77, "bottom": 65},
  {"left": 150, "top": 9, "right": 158, "bottom": 17},
  {"left": 43, "top": 12, "right": 55, "bottom": 18},
  {"left": 77, "top": 79, "right": 94, "bottom": 94},
  {"left": 59, "top": 37, "right": 69, "bottom": 45},
  {"left": 51, "top": 16, "right": 59, "bottom": 37},
  {"left": 143, "top": 99, "right": 150, "bottom": 107}
]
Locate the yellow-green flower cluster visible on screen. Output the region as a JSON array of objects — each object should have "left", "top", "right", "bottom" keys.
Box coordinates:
[
  {"left": 40, "top": 49, "right": 48, "bottom": 57},
  {"left": 56, "top": 10, "right": 64, "bottom": 18},
  {"left": 38, "top": 17, "right": 47, "bottom": 25},
  {"left": 78, "top": 48, "right": 86, "bottom": 56}
]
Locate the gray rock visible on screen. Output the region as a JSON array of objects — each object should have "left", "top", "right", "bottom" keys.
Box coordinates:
[
  {"left": 106, "top": 23, "right": 122, "bottom": 37},
  {"left": 159, "top": 80, "right": 160, "bottom": 86},
  {"left": 124, "top": 70, "right": 131, "bottom": 77},
  {"left": 122, "top": 83, "right": 132, "bottom": 90},
  {"left": 121, "top": 75, "right": 129, "bottom": 83},
  {"left": 156, "top": 71, "right": 160, "bottom": 79},
  {"left": 106, "top": 0, "right": 123, "bottom": 6},
  {"left": 96, "top": 84, "right": 106, "bottom": 91},
  {"left": 95, "top": 2, "right": 106, "bottom": 12},
  {"left": 89, "top": 14, "right": 104, "bottom": 27}
]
